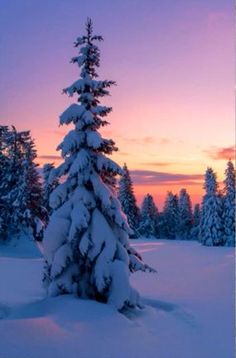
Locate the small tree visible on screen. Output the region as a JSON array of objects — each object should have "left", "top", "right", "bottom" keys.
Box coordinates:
[
  {"left": 43, "top": 19, "right": 154, "bottom": 310},
  {"left": 139, "top": 194, "right": 158, "bottom": 238},
  {"left": 118, "top": 163, "right": 140, "bottom": 238},
  {"left": 222, "top": 160, "right": 235, "bottom": 246},
  {"left": 43, "top": 163, "right": 59, "bottom": 219},
  {"left": 162, "top": 192, "right": 179, "bottom": 239},
  {"left": 178, "top": 188, "right": 193, "bottom": 239},
  {"left": 190, "top": 203, "right": 201, "bottom": 241},
  {"left": 199, "top": 167, "right": 224, "bottom": 246}
]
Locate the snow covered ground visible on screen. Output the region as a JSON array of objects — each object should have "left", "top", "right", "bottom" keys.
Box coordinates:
[{"left": 0, "top": 238, "right": 234, "bottom": 358}]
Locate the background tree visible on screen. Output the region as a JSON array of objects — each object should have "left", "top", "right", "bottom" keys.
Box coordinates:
[
  {"left": 43, "top": 19, "right": 154, "bottom": 310},
  {"left": 118, "top": 163, "right": 140, "bottom": 238},
  {"left": 178, "top": 188, "right": 193, "bottom": 239},
  {"left": 199, "top": 167, "right": 224, "bottom": 246},
  {"left": 139, "top": 194, "right": 158, "bottom": 238},
  {"left": 162, "top": 192, "right": 179, "bottom": 239},
  {"left": 1, "top": 127, "right": 44, "bottom": 239},
  {"left": 222, "top": 160, "right": 235, "bottom": 246},
  {"left": 0, "top": 126, "right": 11, "bottom": 239},
  {"left": 190, "top": 203, "right": 201, "bottom": 241},
  {"left": 42, "top": 163, "right": 59, "bottom": 220}
]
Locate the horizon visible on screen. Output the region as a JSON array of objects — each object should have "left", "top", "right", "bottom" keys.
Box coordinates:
[{"left": 1, "top": 0, "right": 234, "bottom": 208}]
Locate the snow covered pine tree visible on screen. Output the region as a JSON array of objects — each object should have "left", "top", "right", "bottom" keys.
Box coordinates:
[
  {"left": 139, "top": 194, "right": 158, "bottom": 238},
  {"left": 42, "top": 163, "right": 59, "bottom": 219},
  {"left": 178, "top": 188, "right": 193, "bottom": 240},
  {"left": 190, "top": 203, "right": 201, "bottom": 241},
  {"left": 43, "top": 19, "right": 154, "bottom": 310},
  {"left": 162, "top": 192, "right": 179, "bottom": 239},
  {"left": 118, "top": 163, "right": 140, "bottom": 238},
  {"left": 223, "top": 160, "right": 235, "bottom": 246},
  {"left": 200, "top": 167, "right": 224, "bottom": 246}
]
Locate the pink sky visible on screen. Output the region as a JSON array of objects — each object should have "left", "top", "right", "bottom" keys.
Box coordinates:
[{"left": 1, "top": 1, "right": 234, "bottom": 209}]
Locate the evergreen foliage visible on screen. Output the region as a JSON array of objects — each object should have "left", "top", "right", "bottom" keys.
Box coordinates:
[
  {"left": 42, "top": 163, "right": 59, "bottom": 220},
  {"left": 222, "top": 160, "right": 235, "bottom": 246},
  {"left": 199, "top": 168, "right": 224, "bottom": 246},
  {"left": 43, "top": 19, "right": 154, "bottom": 310},
  {"left": 178, "top": 188, "right": 193, "bottom": 239},
  {"left": 139, "top": 194, "right": 158, "bottom": 237},
  {"left": 162, "top": 192, "right": 179, "bottom": 239},
  {"left": 0, "top": 126, "right": 44, "bottom": 239},
  {"left": 118, "top": 163, "right": 140, "bottom": 238},
  {"left": 190, "top": 203, "right": 201, "bottom": 240}
]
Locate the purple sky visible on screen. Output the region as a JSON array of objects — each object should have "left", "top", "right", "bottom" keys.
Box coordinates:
[{"left": 0, "top": 0, "right": 234, "bottom": 207}]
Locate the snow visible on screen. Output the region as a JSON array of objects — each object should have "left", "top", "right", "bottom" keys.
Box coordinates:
[{"left": 0, "top": 238, "right": 234, "bottom": 358}]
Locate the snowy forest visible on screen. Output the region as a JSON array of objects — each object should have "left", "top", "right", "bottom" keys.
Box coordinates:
[
  {"left": 0, "top": 125, "right": 235, "bottom": 247},
  {"left": 0, "top": 16, "right": 235, "bottom": 358}
]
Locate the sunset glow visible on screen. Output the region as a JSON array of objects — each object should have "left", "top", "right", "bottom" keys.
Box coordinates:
[{"left": 1, "top": 0, "right": 234, "bottom": 208}]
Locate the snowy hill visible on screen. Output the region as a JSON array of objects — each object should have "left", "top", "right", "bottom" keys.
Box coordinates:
[{"left": 0, "top": 239, "right": 234, "bottom": 358}]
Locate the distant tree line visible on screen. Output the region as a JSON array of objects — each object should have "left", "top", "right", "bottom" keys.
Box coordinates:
[
  {"left": 0, "top": 126, "right": 45, "bottom": 240},
  {"left": 0, "top": 126, "right": 235, "bottom": 247},
  {"left": 118, "top": 162, "right": 235, "bottom": 247}
]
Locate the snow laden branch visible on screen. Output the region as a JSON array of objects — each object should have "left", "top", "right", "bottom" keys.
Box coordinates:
[{"left": 43, "top": 18, "right": 155, "bottom": 310}]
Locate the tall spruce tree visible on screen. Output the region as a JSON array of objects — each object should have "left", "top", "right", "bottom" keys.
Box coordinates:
[
  {"left": 139, "top": 194, "right": 158, "bottom": 238},
  {"left": 223, "top": 160, "right": 235, "bottom": 246},
  {"left": 162, "top": 192, "right": 179, "bottom": 239},
  {"left": 178, "top": 188, "right": 193, "bottom": 239},
  {"left": 118, "top": 163, "right": 140, "bottom": 238},
  {"left": 43, "top": 19, "right": 154, "bottom": 310},
  {"left": 199, "top": 167, "right": 224, "bottom": 246}
]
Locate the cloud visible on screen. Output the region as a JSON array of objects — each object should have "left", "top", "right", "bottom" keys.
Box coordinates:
[
  {"left": 38, "top": 155, "right": 61, "bottom": 161},
  {"left": 118, "top": 136, "right": 170, "bottom": 146},
  {"left": 130, "top": 170, "right": 203, "bottom": 185},
  {"left": 140, "top": 162, "right": 175, "bottom": 167},
  {"left": 205, "top": 146, "right": 235, "bottom": 160}
]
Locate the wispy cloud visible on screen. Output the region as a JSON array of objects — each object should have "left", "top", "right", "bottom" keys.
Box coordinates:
[
  {"left": 116, "top": 135, "right": 170, "bottom": 146},
  {"left": 205, "top": 146, "right": 235, "bottom": 160},
  {"left": 130, "top": 170, "right": 203, "bottom": 185},
  {"left": 38, "top": 155, "right": 61, "bottom": 161},
  {"left": 140, "top": 162, "right": 175, "bottom": 167}
]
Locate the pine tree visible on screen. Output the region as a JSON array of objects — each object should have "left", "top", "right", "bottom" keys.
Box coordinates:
[
  {"left": 0, "top": 126, "right": 11, "bottom": 239},
  {"left": 222, "top": 160, "right": 235, "bottom": 246},
  {"left": 118, "top": 163, "right": 140, "bottom": 238},
  {"left": 43, "top": 163, "right": 59, "bottom": 219},
  {"left": 162, "top": 192, "right": 179, "bottom": 239},
  {"left": 178, "top": 188, "right": 193, "bottom": 239},
  {"left": 3, "top": 128, "right": 44, "bottom": 238},
  {"left": 139, "top": 194, "right": 158, "bottom": 238},
  {"left": 43, "top": 19, "right": 154, "bottom": 310},
  {"left": 190, "top": 203, "right": 201, "bottom": 240},
  {"left": 21, "top": 132, "right": 45, "bottom": 239},
  {"left": 200, "top": 167, "right": 224, "bottom": 246}
]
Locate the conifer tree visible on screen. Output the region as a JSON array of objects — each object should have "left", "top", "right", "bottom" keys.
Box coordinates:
[
  {"left": 4, "top": 128, "right": 44, "bottom": 238},
  {"left": 199, "top": 167, "right": 224, "bottom": 246},
  {"left": 118, "top": 163, "right": 140, "bottom": 237},
  {"left": 178, "top": 188, "right": 193, "bottom": 239},
  {"left": 190, "top": 203, "right": 201, "bottom": 240},
  {"left": 43, "top": 163, "right": 59, "bottom": 219},
  {"left": 223, "top": 160, "right": 235, "bottom": 246},
  {"left": 43, "top": 19, "right": 154, "bottom": 310},
  {"left": 162, "top": 192, "right": 179, "bottom": 239},
  {"left": 139, "top": 194, "right": 158, "bottom": 238},
  {"left": 0, "top": 126, "right": 10, "bottom": 239}
]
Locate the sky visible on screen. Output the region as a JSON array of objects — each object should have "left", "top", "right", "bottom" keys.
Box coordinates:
[{"left": 0, "top": 0, "right": 234, "bottom": 208}]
